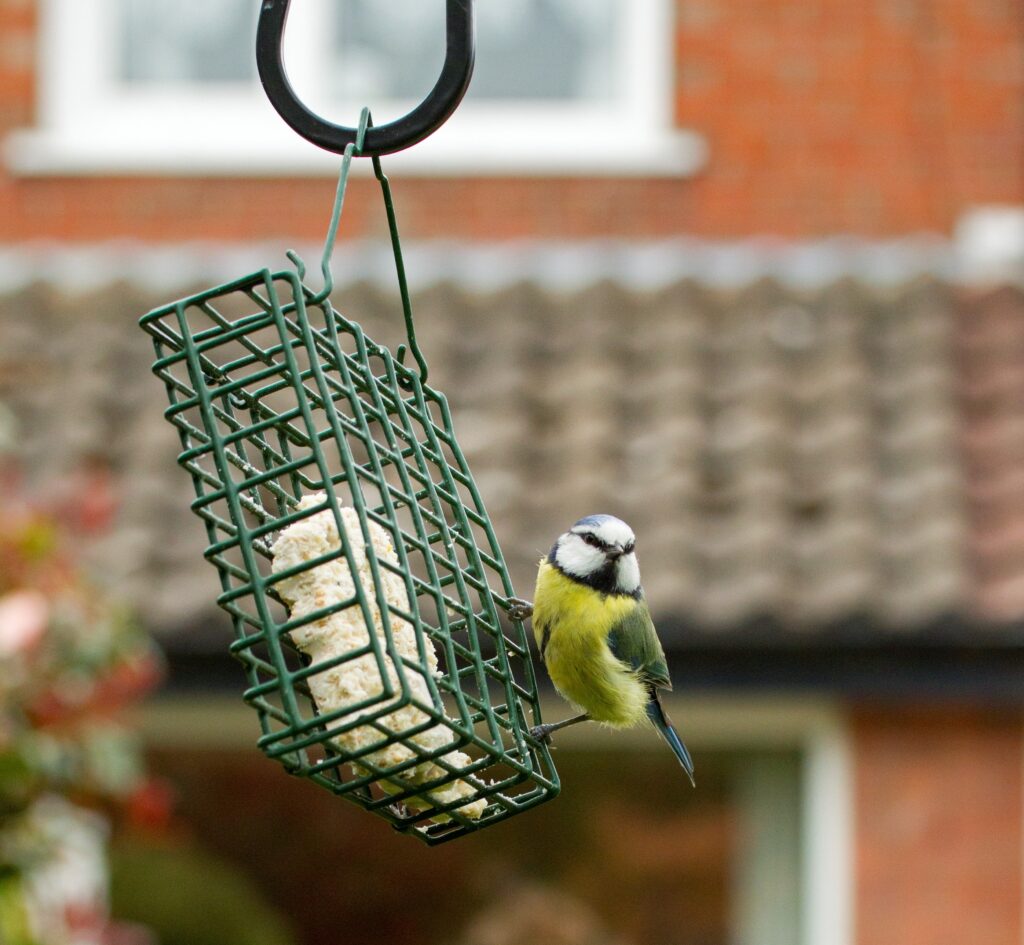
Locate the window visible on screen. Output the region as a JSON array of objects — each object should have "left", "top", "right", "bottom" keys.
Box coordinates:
[
  {"left": 9, "top": 0, "right": 705, "bottom": 175},
  {"left": 140, "top": 694, "right": 851, "bottom": 945},
  {"left": 118, "top": 1, "right": 254, "bottom": 84}
]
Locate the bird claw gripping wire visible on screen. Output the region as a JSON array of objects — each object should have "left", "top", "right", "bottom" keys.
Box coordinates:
[
  {"left": 528, "top": 725, "right": 554, "bottom": 746},
  {"left": 504, "top": 598, "right": 535, "bottom": 622}
]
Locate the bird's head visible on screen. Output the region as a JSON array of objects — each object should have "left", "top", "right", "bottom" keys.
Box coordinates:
[{"left": 550, "top": 514, "right": 641, "bottom": 596}]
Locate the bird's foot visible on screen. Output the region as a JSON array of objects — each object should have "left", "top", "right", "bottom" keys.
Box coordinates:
[
  {"left": 529, "top": 714, "right": 590, "bottom": 746},
  {"left": 505, "top": 597, "right": 534, "bottom": 621},
  {"left": 529, "top": 724, "right": 555, "bottom": 745}
]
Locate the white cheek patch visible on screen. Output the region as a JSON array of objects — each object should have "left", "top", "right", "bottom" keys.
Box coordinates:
[
  {"left": 615, "top": 553, "right": 641, "bottom": 594},
  {"left": 555, "top": 535, "right": 606, "bottom": 578}
]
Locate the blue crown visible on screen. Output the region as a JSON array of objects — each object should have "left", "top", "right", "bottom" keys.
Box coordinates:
[{"left": 573, "top": 514, "right": 623, "bottom": 530}]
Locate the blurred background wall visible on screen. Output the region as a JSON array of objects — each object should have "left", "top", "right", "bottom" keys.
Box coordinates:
[{"left": 1, "top": 1, "right": 1023, "bottom": 944}]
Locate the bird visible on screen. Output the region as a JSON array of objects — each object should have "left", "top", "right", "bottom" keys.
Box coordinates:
[{"left": 506, "top": 514, "right": 695, "bottom": 786}]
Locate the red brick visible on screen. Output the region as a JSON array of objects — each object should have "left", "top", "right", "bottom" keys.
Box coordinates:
[
  {"left": 854, "top": 706, "right": 1024, "bottom": 945},
  {"left": 0, "top": 0, "right": 1021, "bottom": 239}
]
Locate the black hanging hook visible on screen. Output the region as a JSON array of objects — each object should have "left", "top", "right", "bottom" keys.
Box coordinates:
[{"left": 257, "top": 0, "right": 475, "bottom": 157}]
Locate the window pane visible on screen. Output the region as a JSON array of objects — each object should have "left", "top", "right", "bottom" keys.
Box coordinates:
[
  {"left": 118, "top": 0, "right": 254, "bottom": 84},
  {"left": 330, "top": 0, "right": 618, "bottom": 103}
]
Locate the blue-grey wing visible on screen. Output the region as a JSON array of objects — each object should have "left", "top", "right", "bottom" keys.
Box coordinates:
[{"left": 606, "top": 600, "right": 672, "bottom": 691}]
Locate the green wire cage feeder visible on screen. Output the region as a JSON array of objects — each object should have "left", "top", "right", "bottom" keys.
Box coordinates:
[{"left": 138, "top": 0, "right": 559, "bottom": 843}]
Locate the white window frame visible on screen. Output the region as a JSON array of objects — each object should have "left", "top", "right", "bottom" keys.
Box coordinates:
[
  {"left": 6, "top": 0, "right": 706, "bottom": 177},
  {"left": 678, "top": 696, "right": 854, "bottom": 945}
]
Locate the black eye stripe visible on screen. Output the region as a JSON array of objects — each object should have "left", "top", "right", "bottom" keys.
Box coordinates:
[{"left": 573, "top": 531, "right": 634, "bottom": 553}]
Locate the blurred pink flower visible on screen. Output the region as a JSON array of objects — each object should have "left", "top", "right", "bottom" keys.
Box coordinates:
[{"left": 0, "top": 589, "right": 49, "bottom": 657}]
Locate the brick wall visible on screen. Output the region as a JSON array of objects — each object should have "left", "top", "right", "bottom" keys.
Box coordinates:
[
  {"left": 853, "top": 705, "right": 1023, "bottom": 945},
  {"left": 676, "top": 0, "right": 1024, "bottom": 237},
  {"left": 0, "top": 0, "right": 34, "bottom": 131},
  {"left": 1, "top": 0, "right": 1022, "bottom": 241}
]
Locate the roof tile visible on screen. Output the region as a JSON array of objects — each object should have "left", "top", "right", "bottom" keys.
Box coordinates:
[{"left": 0, "top": 275, "right": 990, "bottom": 640}]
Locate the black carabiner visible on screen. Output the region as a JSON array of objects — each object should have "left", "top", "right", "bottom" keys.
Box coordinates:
[{"left": 256, "top": 0, "right": 475, "bottom": 157}]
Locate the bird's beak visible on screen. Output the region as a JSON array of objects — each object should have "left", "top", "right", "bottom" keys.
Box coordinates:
[{"left": 607, "top": 544, "right": 625, "bottom": 560}]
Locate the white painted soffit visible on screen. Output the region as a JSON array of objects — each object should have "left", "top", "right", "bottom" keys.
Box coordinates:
[{"left": 0, "top": 236, "right": 1002, "bottom": 296}]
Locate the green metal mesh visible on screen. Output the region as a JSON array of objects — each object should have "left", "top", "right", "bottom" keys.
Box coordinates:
[{"left": 138, "top": 120, "right": 559, "bottom": 843}]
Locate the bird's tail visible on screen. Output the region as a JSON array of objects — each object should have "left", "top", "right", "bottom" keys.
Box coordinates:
[{"left": 646, "top": 693, "right": 696, "bottom": 787}]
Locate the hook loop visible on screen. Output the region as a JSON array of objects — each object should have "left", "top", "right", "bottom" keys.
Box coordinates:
[
  {"left": 257, "top": 0, "right": 475, "bottom": 157},
  {"left": 294, "top": 108, "right": 430, "bottom": 382}
]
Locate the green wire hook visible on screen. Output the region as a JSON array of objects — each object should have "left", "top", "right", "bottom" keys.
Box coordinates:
[
  {"left": 291, "top": 108, "right": 429, "bottom": 385},
  {"left": 372, "top": 148, "right": 429, "bottom": 384}
]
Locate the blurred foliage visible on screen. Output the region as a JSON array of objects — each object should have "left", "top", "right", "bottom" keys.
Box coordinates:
[
  {"left": 0, "top": 458, "right": 164, "bottom": 943},
  {"left": 110, "top": 840, "right": 296, "bottom": 945},
  {"left": 0, "top": 450, "right": 297, "bottom": 944},
  {"left": 0, "top": 471, "right": 163, "bottom": 834}
]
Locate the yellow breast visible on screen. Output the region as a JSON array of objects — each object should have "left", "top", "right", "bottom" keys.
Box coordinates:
[{"left": 532, "top": 559, "right": 649, "bottom": 728}]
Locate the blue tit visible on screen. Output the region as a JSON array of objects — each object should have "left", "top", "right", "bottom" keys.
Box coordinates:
[{"left": 509, "top": 514, "right": 695, "bottom": 786}]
